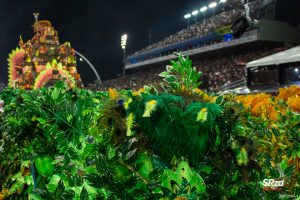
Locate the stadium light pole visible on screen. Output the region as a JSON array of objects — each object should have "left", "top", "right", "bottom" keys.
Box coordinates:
[
  {"left": 121, "top": 34, "right": 128, "bottom": 77},
  {"left": 219, "top": 0, "right": 227, "bottom": 11},
  {"left": 191, "top": 10, "right": 199, "bottom": 22},
  {"left": 208, "top": 2, "right": 217, "bottom": 16},
  {"left": 184, "top": 13, "right": 191, "bottom": 27},
  {"left": 200, "top": 6, "right": 208, "bottom": 20},
  {"left": 74, "top": 50, "right": 102, "bottom": 84}
]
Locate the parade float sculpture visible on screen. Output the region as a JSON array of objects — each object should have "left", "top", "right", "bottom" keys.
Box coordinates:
[{"left": 7, "top": 13, "right": 83, "bottom": 89}]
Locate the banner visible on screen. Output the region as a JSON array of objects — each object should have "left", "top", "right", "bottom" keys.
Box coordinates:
[{"left": 214, "top": 25, "right": 232, "bottom": 35}]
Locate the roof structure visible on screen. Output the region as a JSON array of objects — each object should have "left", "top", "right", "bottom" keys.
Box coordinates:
[{"left": 246, "top": 45, "right": 300, "bottom": 68}]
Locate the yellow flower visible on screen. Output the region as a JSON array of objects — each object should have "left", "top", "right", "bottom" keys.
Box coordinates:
[
  {"left": 196, "top": 107, "right": 207, "bottom": 122},
  {"left": 193, "top": 88, "right": 203, "bottom": 94},
  {"left": 270, "top": 161, "right": 276, "bottom": 168},
  {"left": 271, "top": 133, "right": 277, "bottom": 144},
  {"left": 237, "top": 93, "right": 279, "bottom": 121},
  {"left": 142, "top": 100, "right": 157, "bottom": 117},
  {"left": 124, "top": 98, "right": 132, "bottom": 110},
  {"left": 126, "top": 112, "right": 135, "bottom": 136},
  {"left": 277, "top": 85, "right": 300, "bottom": 102},
  {"left": 132, "top": 88, "right": 146, "bottom": 96},
  {"left": 210, "top": 96, "right": 217, "bottom": 103},
  {"left": 108, "top": 88, "right": 118, "bottom": 100},
  {"left": 181, "top": 85, "right": 187, "bottom": 93},
  {"left": 138, "top": 88, "right": 145, "bottom": 93},
  {"left": 287, "top": 95, "right": 300, "bottom": 113}
]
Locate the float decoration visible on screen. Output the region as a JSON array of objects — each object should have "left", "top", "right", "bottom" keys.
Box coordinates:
[{"left": 7, "top": 13, "right": 83, "bottom": 89}]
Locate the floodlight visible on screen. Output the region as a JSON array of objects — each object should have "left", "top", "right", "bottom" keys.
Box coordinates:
[
  {"left": 184, "top": 14, "right": 192, "bottom": 19},
  {"left": 220, "top": 0, "right": 227, "bottom": 3},
  {"left": 121, "top": 34, "right": 128, "bottom": 50},
  {"left": 192, "top": 10, "right": 199, "bottom": 15},
  {"left": 209, "top": 2, "right": 217, "bottom": 8},
  {"left": 200, "top": 6, "right": 208, "bottom": 12},
  {"left": 295, "top": 68, "right": 299, "bottom": 73}
]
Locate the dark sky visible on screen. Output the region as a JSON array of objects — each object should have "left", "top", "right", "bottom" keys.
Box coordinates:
[{"left": 0, "top": 0, "right": 210, "bottom": 85}]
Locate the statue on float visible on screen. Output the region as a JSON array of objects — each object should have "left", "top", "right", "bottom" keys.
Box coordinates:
[{"left": 7, "top": 13, "right": 84, "bottom": 89}]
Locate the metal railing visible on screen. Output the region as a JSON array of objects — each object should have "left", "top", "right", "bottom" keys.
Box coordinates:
[{"left": 220, "top": 79, "right": 246, "bottom": 91}]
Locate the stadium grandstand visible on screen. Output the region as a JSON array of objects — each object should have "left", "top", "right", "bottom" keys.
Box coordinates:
[{"left": 99, "top": 0, "right": 300, "bottom": 92}]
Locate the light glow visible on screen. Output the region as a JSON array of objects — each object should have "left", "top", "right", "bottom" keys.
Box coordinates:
[
  {"left": 184, "top": 13, "right": 192, "bottom": 19},
  {"left": 200, "top": 6, "right": 208, "bottom": 12},
  {"left": 192, "top": 10, "right": 199, "bottom": 15},
  {"left": 209, "top": 2, "right": 217, "bottom": 8},
  {"left": 121, "top": 34, "right": 128, "bottom": 49}
]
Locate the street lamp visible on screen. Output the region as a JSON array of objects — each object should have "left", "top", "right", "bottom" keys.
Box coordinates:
[
  {"left": 200, "top": 6, "right": 208, "bottom": 20},
  {"left": 121, "top": 34, "right": 128, "bottom": 76},
  {"left": 208, "top": 2, "right": 217, "bottom": 16}
]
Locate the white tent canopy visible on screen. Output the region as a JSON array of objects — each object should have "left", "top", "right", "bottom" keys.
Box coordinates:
[{"left": 246, "top": 45, "right": 300, "bottom": 68}]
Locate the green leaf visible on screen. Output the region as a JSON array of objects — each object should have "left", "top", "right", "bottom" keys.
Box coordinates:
[
  {"left": 228, "top": 186, "right": 239, "bottom": 196},
  {"left": 83, "top": 166, "right": 98, "bottom": 174},
  {"left": 165, "top": 75, "right": 176, "bottom": 83},
  {"left": 190, "top": 172, "right": 206, "bottom": 194},
  {"left": 284, "top": 165, "right": 295, "bottom": 176},
  {"left": 29, "top": 194, "right": 42, "bottom": 200},
  {"left": 84, "top": 182, "right": 99, "bottom": 198},
  {"left": 200, "top": 166, "right": 212, "bottom": 174},
  {"left": 113, "top": 165, "right": 131, "bottom": 183},
  {"left": 231, "top": 171, "right": 238, "bottom": 182},
  {"left": 107, "top": 146, "right": 116, "bottom": 160},
  {"left": 135, "top": 153, "right": 153, "bottom": 179},
  {"left": 21, "top": 93, "right": 31, "bottom": 101},
  {"left": 215, "top": 125, "right": 221, "bottom": 135},
  {"left": 81, "top": 144, "right": 95, "bottom": 160},
  {"left": 70, "top": 186, "right": 83, "bottom": 200},
  {"left": 51, "top": 88, "right": 59, "bottom": 100},
  {"left": 9, "top": 177, "right": 24, "bottom": 193},
  {"left": 21, "top": 160, "right": 30, "bottom": 168},
  {"left": 36, "top": 118, "right": 46, "bottom": 125},
  {"left": 215, "top": 96, "right": 223, "bottom": 105},
  {"left": 24, "top": 175, "right": 34, "bottom": 185},
  {"left": 215, "top": 134, "right": 221, "bottom": 147},
  {"left": 35, "top": 156, "right": 55, "bottom": 177},
  {"left": 46, "top": 174, "right": 61, "bottom": 193},
  {"left": 196, "top": 108, "right": 208, "bottom": 122},
  {"left": 11, "top": 172, "right": 22, "bottom": 181},
  {"left": 159, "top": 71, "right": 170, "bottom": 78},
  {"left": 280, "top": 160, "right": 288, "bottom": 171},
  {"left": 124, "top": 148, "right": 138, "bottom": 160}
]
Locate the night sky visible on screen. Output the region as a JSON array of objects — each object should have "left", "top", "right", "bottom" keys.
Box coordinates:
[{"left": 0, "top": 0, "right": 211, "bottom": 85}]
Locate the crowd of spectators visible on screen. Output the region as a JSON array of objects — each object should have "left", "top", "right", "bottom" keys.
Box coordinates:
[
  {"left": 197, "top": 48, "right": 279, "bottom": 91},
  {"left": 98, "top": 47, "right": 281, "bottom": 92},
  {"left": 98, "top": 67, "right": 163, "bottom": 91},
  {"left": 129, "top": 1, "right": 259, "bottom": 57},
  {"left": 0, "top": 83, "right": 5, "bottom": 92}
]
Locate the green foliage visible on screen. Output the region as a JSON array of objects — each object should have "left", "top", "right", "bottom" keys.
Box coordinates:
[
  {"left": 159, "top": 158, "right": 206, "bottom": 199},
  {"left": 159, "top": 53, "right": 202, "bottom": 94},
  {"left": 35, "top": 156, "right": 55, "bottom": 177},
  {"left": 0, "top": 54, "right": 299, "bottom": 200}
]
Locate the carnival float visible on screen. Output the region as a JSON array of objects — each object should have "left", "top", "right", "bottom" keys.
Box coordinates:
[{"left": 7, "top": 13, "right": 83, "bottom": 89}]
